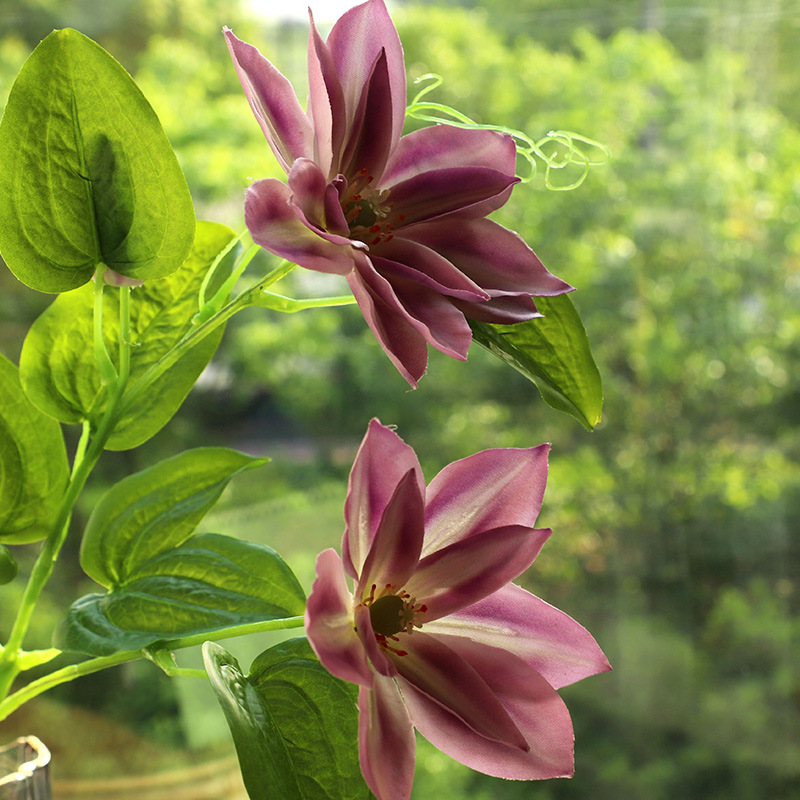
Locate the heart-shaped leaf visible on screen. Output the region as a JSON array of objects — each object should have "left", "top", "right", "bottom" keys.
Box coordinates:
[
  {"left": 79, "top": 447, "right": 266, "bottom": 588},
  {"left": 0, "top": 29, "right": 194, "bottom": 293},
  {"left": 0, "top": 352, "right": 69, "bottom": 544},
  {"left": 204, "top": 638, "right": 370, "bottom": 800},
  {"left": 58, "top": 534, "right": 305, "bottom": 656},
  {"left": 19, "top": 221, "right": 237, "bottom": 449},
  {"left": 470, "top": 293, "right": 603, "bottom": 430}
]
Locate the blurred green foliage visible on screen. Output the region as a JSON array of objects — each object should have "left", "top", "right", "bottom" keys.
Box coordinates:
[{"left": 1, "top": 0, "right": 799, "bottom": 796}]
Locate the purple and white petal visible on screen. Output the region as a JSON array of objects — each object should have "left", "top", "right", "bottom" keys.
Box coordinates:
[
  {"left": 422, "top": 583, "right": 612, "bottom": 689},
  {"left": 405, "top": 525, "right": 551, "bottom": 620},
  {"left": 358, "top": 678, "right": 415, "bottom": 800},
  {"left": 382, "top": 126, "right": 516, "bottom": 188},
  {"left": 343, "top": 420, "right": 424, "bottom": 580},
  {"left": 402, "top": 637, "right": 575, "bottom": 780},
  {"left": 245, "top": 179, "right": 355, "bottom": 274},
  {"left": 305, "top": 549, "right": 373, "bottom": 687},
  {"left": 423, "top": 444, "right": 551, "bottom": 555},
  {"left": 224, "top": 29, "right": 313, "bottom": 172}
]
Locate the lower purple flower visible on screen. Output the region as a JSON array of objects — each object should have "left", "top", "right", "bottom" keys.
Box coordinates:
[{"left": 305, "top": 419, "right": 611, "bottom": 800}]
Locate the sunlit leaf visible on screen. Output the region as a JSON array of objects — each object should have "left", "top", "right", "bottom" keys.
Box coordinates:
[
  {"left": 205, "top": 638, "right": 370, "bottom": 800},
  {"left": 0, "top": 352, "right": 69, "bottom": 544},
  {"left": 79, "top": 447, "right": 266, "bottom": 588},
  {"left": 58, "top": 534, "right": 305, "bottom": 656},
  {"left": 19, "top": 221, "right": 236, "bottom": 448},
  {"left": 470, "top": 294, "right": 603, "bottom": 430},
  {"left": 0, "top": 29, "right": 194, "bottom": 293}
]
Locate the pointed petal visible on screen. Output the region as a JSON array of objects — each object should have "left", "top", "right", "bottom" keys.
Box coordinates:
[
  {"left": 405, "top": 525, "right": 551, "bottom": 621},
  {"left": 423, "top": 444, "right": 551, "bottom": 555},
  {"left": 393, "top": 631, "right": 527, "bottom": 750},
  {"left": 422, "top": 583, "right": 612, "bottom": 689},
  {"left": 366, "top": 265, "right": 474, "bottom": 360},
  {"left": 287, "top": 159, "right": 352, "bottom": 241},
  {"left": 401, "top": 636, "right": 575, "bottom": 780},
  {"left": 245, "top": 179, "right": 355, "bottom": 274},
  {"left": 340, "top": 49, "right": 395, "bottom": 180},
  {"left": 224, "top": 29, "right": 312, "bottom": 172},
  {"left": 408, "top": 217, "right": 573, "bottom": 297},
  {"left": 326, "top": 0, "right": 406, "bottom": 157},
  {"left": 305, "top": 549, "right": 374, "bottom": 687},
  {"left": 345, "top": 253, "right": 430, "bottom": 386},
  {"left": 358, "top": 679, "right": 415, "bottom": 800},
  {"left": 388, "top": 167, "right": 518, "bottom": 227},
  {"left": 357, "top": 469, "right": 425, "bottom": 596},
  {"left": 453, "top": 294, "right": 543, "bottom": 324},
  {"left": 371, "top": 236, "right": 488, "bottom": 302},
  {"left": 307, "top": 13, "right": 346, "bottom": 176},
  {"left": 382, "top": 126, "right": 516, "bottom": 188},
  {"left": 343, "top": 420, "right": 424, "bottom": 579}
]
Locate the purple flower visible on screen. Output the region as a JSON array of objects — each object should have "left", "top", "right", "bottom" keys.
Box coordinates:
[
  {"left": 225, "top": 0, "right": 572, "bottom": 386},
  {"left": 305, "top": 419, "right": 610, "bottom": 800}
]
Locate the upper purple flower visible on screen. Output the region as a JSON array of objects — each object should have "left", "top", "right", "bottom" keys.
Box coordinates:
[{"left": 225, "top": 0, "right": 572, "bottom": 385}]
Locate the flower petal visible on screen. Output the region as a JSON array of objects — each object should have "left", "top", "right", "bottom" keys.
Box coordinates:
[
  {"left": 368, "top": 266, "right": 474, "bottom": 361},
  {"left": 357, "top": 468, "right": 425, "bottom": 596},
  {"left": 422, "top": 583, "right": 612, "bottom": 689},
  {"left": 382, "top": 126, "right": 516, "bottom": 188},
  {"left": 340, "top": 48, "right": 395, "bottom": 181},
  {"left": 354, "top": 603, "right": 396, "bottom": 677},
  {"left": 388, "top": 167, "right": 518, "bottom": 227},
  {"left": 371, "top": 236, "right": 488, "bottom": 302},
  {"left": 423, "top": 444, "right": 551, "bottom": 555},
  {"left": 393, "top": 631, "right": 527, "bottom": 750},
  {"left": 307, "top": 12, "right": 346, "bottom": 177},
  {"left": 305, "top": 549, "right": 373, "bottom": 687},
  {"left": 287, "top": 159, "right": 353, "bottom": 242},
  {"left": 358, "top": 678, "right": 415, "bottom": 800},
  {"left": 453, "top": 293, "right": 542, "bottom": 324},
  {"left": 345, "top": 254, "right": 430, "bottom": 386},
  {"left": 245, "top": 179, "right": 355, "bottom": 274},
  {"left": 224, "top": 29, "right": 313, "bottom": 172},
  {"left": 405, "top": 525, "right": 551, "bottom": 621},
  {"left": 326, "top": 0, "right": 406, "bottom": 157},
  {"left": 343, "top": 420, "right": 424, "bottom": 580},
  {"left": 401, "top": 636, "right": 575, "bottom": 780},
  {"left": 409, "top": 216, "right": 573, "bottom": 297}
]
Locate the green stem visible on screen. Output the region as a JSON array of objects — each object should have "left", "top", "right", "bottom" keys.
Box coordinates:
[
  {"left": 93, "top": 266, "right": 118, "bottom": 385},
  {"left": 0, "top": 616, "right": 305, "bottom": 721},
  {"left": 0, "top": 288, "right": 133, "bottom": 700},
  {"left": 118, "top": 260, "right": 297, "bottom": 417},
  {"left": 256, "top": 292, "right": 357, "bottom": 313}
]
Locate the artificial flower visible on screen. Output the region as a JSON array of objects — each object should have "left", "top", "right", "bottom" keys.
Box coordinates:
[
  {"left": 225, "top": 0, "right": 572, "bottom": 386},
  {"left": 306, "top": 419, "right": 610, "bottom": 800}
]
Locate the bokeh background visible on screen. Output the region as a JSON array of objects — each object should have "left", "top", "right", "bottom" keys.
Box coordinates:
[{"left": 1, "top": 0, "right": 799, "bottom": 797}]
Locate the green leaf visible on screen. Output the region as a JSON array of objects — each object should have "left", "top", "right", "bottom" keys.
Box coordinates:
[
  {"left": 19, "top": 221, "right": 236, "bottom": 448},
  {"left": 0, "top": 544, "right": 18, "bottom": 584},
  {"left": 470, "top": 294, "right": 603, "bottom": 430},
  {"left": 204, "top": 638, "right": 370, "bottom": 800},
  {"left": 79, "top": 447, "right": 267, "bottom": 588},
  {"left": 57, "top": 534, "right": 305, "bottom": 656},
  {"left": 0, "top": 352, "right": 69, "bottom": 544},
  {"left": 0, "top": 29, "right": 194, "bottom": 293}
]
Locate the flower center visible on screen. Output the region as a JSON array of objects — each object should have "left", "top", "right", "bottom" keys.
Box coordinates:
[
  {"left": 339, "top": 169, "right": 404, "bottom": 247},
  {"left": 361, "top": 583, "right": 427, "bottom": 657}
]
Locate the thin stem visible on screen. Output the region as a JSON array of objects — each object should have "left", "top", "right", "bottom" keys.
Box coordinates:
[
  {"left": 0, "top": 287, "right": 134, "bottom": 700},
  {"left": 0, "top": 616, "right": 305, "bottom": 721},
  {"left": 256, "top": 292, "right": 357, "bottom": 313},
  {"left": 93, "top": 266, "right": 118, "bottom": 386},
  {"left": 119, "top": 260, "right": 297, "bottom": 416}
]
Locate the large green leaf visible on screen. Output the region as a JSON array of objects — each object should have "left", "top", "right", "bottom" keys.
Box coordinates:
[
  {"left": 204, "top": 638, "right": 370, "bottom": 800},
  {"left": 470, "top": 294, "right": 603, "bottom": 430},
  {"left": 0, "top": 352, "right": 69, "bottom": 544},
  {"left": 79, "top": 447, "right": 266, "bottom": 588},
  {"left": 0, "top": 29, "right": 194, "bottom": 293},
  {"left": 58, "top": 534, "right": 305, "bottom": 656},
  {"left": 19, "top": 221, "right": 236, "bottom": 449}
]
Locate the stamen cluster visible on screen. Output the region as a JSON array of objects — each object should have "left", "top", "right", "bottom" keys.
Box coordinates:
[{"left": 361, "top": 582, "right": 427, "bottom": 657}]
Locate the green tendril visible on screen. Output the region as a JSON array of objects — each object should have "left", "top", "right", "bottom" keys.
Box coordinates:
[{"left": 406, "top": 73, "right": 611, "bottom": 190}]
